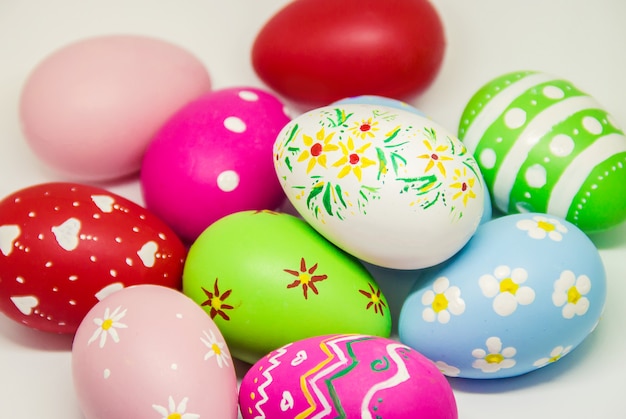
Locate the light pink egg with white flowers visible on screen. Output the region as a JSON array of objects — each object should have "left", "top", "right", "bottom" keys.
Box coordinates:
[{"left": 72, "top": 284, "right": 238, "bottom": 419}]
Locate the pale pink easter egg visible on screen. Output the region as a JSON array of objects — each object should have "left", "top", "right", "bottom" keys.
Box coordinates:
[
  {"left": 72, "top": 284, "right": 238, "bottom": 419},
  {"left": 19, "top": 34, "right": 211, "bottom": 181}
]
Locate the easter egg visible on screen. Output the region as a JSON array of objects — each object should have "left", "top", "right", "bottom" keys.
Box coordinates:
[
  {"left": 252, "top": 0, "right": 445, "bottom": 108},
  {"left": 333, "top": 95, "right": 427, "bottom": 117},
  {"left": 239, "top": 334, "right": 458, "bottom": 419},
  {"left": 19, "top": 34, "right": 211, "bottom": 181},
  {"left": 274, "top": 103, "right": 486, "bottom": 270},
  {"left": 141, "top": 87, "right": 291, "bottom": 244},
  {"left": 398, "top": 213, "right": 606, "bottom": 379},
  {"left": 0, "top": 182, "right": 186, "bottom": 334},
  {"left": 182, "top": 210, "right": 391, "bottom": 364},
  {"left": 72, "top": 284, "right": 238, "bottom": 419},
  {"left": 458, "top": 70, "right": 626, "bottom": 233}
]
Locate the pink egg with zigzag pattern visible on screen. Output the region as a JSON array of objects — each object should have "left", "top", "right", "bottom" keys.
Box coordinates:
[{"left": 239, "top": 333, "right": 457, "bottom": 419}]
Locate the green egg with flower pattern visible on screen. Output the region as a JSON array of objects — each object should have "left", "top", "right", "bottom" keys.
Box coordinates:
[{"left": 182, "top": 210, "right": 391, "bottom": 364}]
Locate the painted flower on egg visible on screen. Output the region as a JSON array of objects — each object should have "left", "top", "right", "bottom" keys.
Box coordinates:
[
  {"left": 552, "top": 270, "right": 591, "bottom": 319},
  {"left": 421, "top": 277, "right": 465, "bottom": 324},
  {"left": 87, "top": 306, "right": 128, "bottom": 348},
  {"left": 479, "top": 266, "right": 535, "bottom": 316},
  {"left": 275, "top": 106, "right": 481, "bottom": 223},
  {"left": 152, "top": 396, "right": 200, "bottom": 419},
  {"left": 472, "top": 337, "right": 516, "bottom": 373}
]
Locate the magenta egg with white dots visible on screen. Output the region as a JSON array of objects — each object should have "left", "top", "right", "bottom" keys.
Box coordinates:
[{"left": 140, "top": 87, "right": 291, "bottom": 243}]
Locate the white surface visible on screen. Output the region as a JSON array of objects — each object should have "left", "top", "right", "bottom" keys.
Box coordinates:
[{"left": 1, "top": 0, "right": 625, "bottom": 418}]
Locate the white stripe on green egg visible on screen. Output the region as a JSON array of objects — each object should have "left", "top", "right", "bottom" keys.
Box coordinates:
[{"left": 459, "top": 71, "right": 626, "bottom": 232}]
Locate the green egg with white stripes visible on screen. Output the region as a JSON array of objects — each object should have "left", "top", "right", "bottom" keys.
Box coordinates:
[{"left": 459, "top": 70, "right": 626, "bottom": 233}]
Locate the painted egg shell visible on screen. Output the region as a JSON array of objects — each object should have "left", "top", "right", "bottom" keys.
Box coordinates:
[
  {"left": 252, "top": 0, "right": 445, "bottom": 108},
  {"left": 72, "top": 284, "right": 238, "bottom": 419},
  {"left": 182, "top": 210, "right": 391, "bottom": 364},
  {"left": 333, "top": 95, "right": 427, "bottom": 117},
  {"left": 239, "top": 334, "right": 458, "bottom": 419},
  {"left": 274, "top": 103, "right": 486, "bottom": 269},
  {"left": 398, "top": 213, "right": 606, "bottom": 379},
  {"left": 458, "top": 70, "right": 626, "bottom": 233},
  {"left": 19, "top": 34, "right": 211, "bottom": 181},
  {"left": 332, "top": 97, "right": 493, "bottom": 225},
  {"left": 0, "top": 182, "right": 186, "bottom": 334},
  {"left": 141, "top": 87, "right": 291, "bottom": 244}
]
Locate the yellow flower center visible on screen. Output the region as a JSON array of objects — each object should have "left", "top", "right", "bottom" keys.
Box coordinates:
[
  {"left": 299, "top": 273, "right": 311, "bottom": 284},
  {"left": 549, "top": 354, "right": 562, "bottom": 363},
  {"left": 102, "top": 318, "right": 113, "bottom": 331},
  {"left": 370, "top": 293, "right": 380, "bottom": 304},
  {"left": 167, "top": 413, "right": 181, "bottom": 419},
  {"left": 485, "top": 353, "right": 504, "bottom": 364},
  {"left": 211, "top": 297, "right": 223, "bottom": 311},
  {"left": 537, "top": 220, "right": 555, "bottom": 232},
  {"left": 432, "top": 293, "right": 449, "bottom": 313},
  {"left": 212, "top": 343, "right": 222, "bottom": 356},
  {"left": 499, "top": 278, "right": 519, "bottom": 295},
  {"left": 567, "top": 286, "right": 582, "bottom": 304}
]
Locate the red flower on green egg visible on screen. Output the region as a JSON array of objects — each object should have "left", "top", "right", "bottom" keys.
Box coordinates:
[
  {"left": 201, "top": 278, "right": 234, "bottom": 320},
  {"left": 285, "top": 257, "right": 328, "bottom": 299},
  {"left": 359, "top": 283, "right": 387, "bottom": 316}
]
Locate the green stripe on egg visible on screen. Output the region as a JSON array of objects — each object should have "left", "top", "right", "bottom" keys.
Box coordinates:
[{"left": 459, "top": 71, "right": 626, "bottom": 232}]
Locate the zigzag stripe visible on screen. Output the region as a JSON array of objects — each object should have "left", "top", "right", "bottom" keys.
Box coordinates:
[{"left": 254, "top": 343, "right": 292, "bottom": 419}]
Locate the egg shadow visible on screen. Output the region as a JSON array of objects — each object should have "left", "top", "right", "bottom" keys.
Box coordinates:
[
  {"left": 446, "top": 324, "right": 602, "bottom": 394},
  {"left": 587, "top": 220, "right": 626, "bottom": 250},
  {"left": 0, "top": 313, "right": 74, "bottom": 351}
]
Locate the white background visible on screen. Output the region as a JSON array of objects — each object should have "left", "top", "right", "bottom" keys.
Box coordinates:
[{"left": 1, "top": 1, "right": 625, "bottom": 418}]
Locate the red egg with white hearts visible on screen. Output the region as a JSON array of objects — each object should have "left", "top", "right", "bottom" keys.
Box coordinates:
[{"left": 0, "top": 182, "right": 186, "bottom": 334}]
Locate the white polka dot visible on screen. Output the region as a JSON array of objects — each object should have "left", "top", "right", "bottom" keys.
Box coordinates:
[
  {"left": 217, "top": 170, "right": 240, "bottom": 192},
  {"left": 69, "top": 275, "right": 78, "bottom": 281},
  {"left": 525, "top": 164, "right": 547, "bottom": 188},
  {"left": 103, "top": 369, "right": 111, "bottom": 379},
  {"left": 479, "top": 148, "right": 497, "bottom": 169},
  {"left": 549, "top": 134, "right": 575, "bottom": 157},
  {"left": 504, "top": 108, "right": 526, "bottom": 129},
  {"left": 16, "top": 276, "right": 24, "bottom": 283},
  {"left": 176, "top": 313, "right": 183, "bottom": 319},
  {"left": 542, "top": 85, "right": 565, "bottom": 99},
  {"left": 224, "top": 116, "right": 246, "bottom": 133},
  {"left": 171, "top": 363, "right": 178, "bottom": 370},
  {"left": 582, "top": 116, "right": 603, "bottom": 134},
  {"left": 238, "top": 90, "right": 259, "bottom": 101}
]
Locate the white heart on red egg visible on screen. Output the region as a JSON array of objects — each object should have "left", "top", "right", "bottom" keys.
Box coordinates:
[{"left": 0, "top": 182, "right": 187, "bottom": 334}]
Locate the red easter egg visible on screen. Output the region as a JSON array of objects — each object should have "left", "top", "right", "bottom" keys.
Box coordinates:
[
  {"left": 140, "top": 87, "right": 291, "bottom": 244},
  {"left": 0, "top": 182, "right": 186, "bottom": 334},
  {"left": 251, "top": 0, "right": 446, "bottom": 108}
]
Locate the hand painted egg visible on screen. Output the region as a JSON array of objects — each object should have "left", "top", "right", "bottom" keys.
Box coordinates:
[
  {"left": 182, "top": 210, "right": 391, "bottom": 364},
  {"left": 332, "top": 97, "right": 494, "bottom": 224},
  {"left": 252, "top": 0, "right": 445, "bottom": 108},
  {"left": 72, "top": 284, "right": 238, "bottom": 419},
  {"left": 0, "top": 182, "right": 186, "bottom": 334},
  {"left": 458, "top": 70, "right": 626, "bottom": 233},
  {"left": 19, "top": 34, "right": 211, "bottom": 181},
  {"left": 239, "top": 334, "right": 458, "bottom": 419},
  {"left": 274, "top": 103, "right": 486, "bottom": 269},
  {"left": 398, "top": 213, "right": 606, "bottom": 379},
  {"left": 141, "top": 87, "right": 291, "bottom": 244}
]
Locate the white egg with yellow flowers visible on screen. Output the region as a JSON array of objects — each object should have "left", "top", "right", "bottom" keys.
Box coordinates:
[{"left": 274, "top": 103, "right": 485, "bottom": 269}]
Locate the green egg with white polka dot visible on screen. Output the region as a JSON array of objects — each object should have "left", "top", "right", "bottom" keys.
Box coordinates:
[
  {"left": 459, "top": 70, "right": 626, "bottom": 233},
  {"left": 182, "top": 210, "right": 391, "bottom": 364}
]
